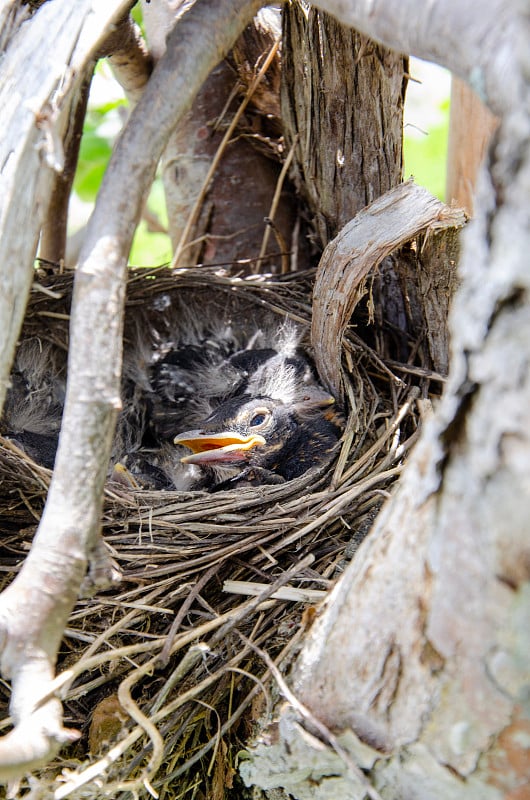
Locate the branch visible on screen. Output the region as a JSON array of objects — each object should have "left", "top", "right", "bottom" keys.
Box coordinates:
[
  {"left": 103, "top": 13, "right": 153, "bottom": 106},
  {"left": 39, "top": 65, "right": 93, "bottom": 264},
  {"left": 0, "top": 0, "right": 133, "bottom": 413},
  {"left": 39, "top": 12, "right": 153, "bottom": 265},
  {"left": 311, "top": 181, "right": 466, "bottom": 402},
  {"left": 313, "top": 0, "right": 524, "bottom": 116},
  {"left": 0, "top": 0, "right": 264, "bottom": 780},
  {"left": 245, "top": 2, "right": 530, "bottom": 795}
]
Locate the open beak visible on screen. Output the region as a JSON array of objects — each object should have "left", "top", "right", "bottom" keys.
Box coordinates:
[{"left": 174, "top": 430, "right": 266, "bottom": 464}]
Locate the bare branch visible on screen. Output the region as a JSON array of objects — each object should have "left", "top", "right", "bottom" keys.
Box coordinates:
[
  {"left": 39, "top": 65, "right": 93, "bottom": 265},
  {"left": 0, "top": 0, "right": 264, "bottom": 780},
  {"left": 313, "top": 0, "right": 523, "bottom": 115},
  {"left": 103, "top": 13, "right": 153, "bottom": 106},
  {"left": 311, "top": 181, "right": 465, "bottom": 402},
  {"left": 0, "top": 0, "right": 134, "bottom": 414}
]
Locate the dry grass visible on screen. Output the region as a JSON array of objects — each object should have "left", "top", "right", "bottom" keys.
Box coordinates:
[{"left": 0, "top": 266, "right": 426, "bottom": 799}]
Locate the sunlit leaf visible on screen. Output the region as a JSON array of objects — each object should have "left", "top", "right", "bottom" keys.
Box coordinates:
[{"left": 73, "top": 130, "right": 112, "bottom": 202}]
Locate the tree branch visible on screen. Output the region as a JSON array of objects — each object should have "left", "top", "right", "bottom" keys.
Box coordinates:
[
  {"left": 0, "top": 0, "right": 264, "bottom": 780},
  {"left": 313, "top": 0, "right": 523, "bottom": 116},
  {"left": 244, "top": 1, "right": 530, "bottom": 796},
  {"left": 39, "top": 65, "right": 93, "bottom": 265},
  {"left": 0, "top": 0, "right": 133, "bottom": 413},
  {"left": 311, "top": 180, "right": 465, "bottom": 402},
  {"left": 103, "top": 13, "right": 153, "bottom": 106}
]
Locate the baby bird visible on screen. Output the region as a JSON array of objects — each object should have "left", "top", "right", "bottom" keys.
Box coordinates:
[
  {"left": 173, "top": 354, "right": 343, "bottom": 489},
  {"left": 2, "top": 292, "right": 343, "bottom": 491}
]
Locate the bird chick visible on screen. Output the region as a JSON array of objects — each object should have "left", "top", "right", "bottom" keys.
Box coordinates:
[
  {"left": 3, "top": 296, "right": 344, "bottom": 492},
  {"left": 173, "top": 357, "right": 344, "bottom": 490},
  {"left": 1, "top": 339, "right": 65, "bottom": 468}
]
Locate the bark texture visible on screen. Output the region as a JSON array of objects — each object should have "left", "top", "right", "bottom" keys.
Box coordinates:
[
  {"left": 241, "top": 0, "right": 530, "bottom": 797},
  {"left": 311, "top": 181, "right": 465, "bottom": 403},
  {"left": 39, "top": 65, "right": 93, "bottom": 265},
  {"left": 0, "top": 0, "right": 132, "bottom": 415},
  {"left": 0, "top": 0, "right": 263, "bottom": 779},
  {"left": 104, "top": 13, "right": 153, "bottom": 106},
  {"left": 281, "top": 3, "right": 407, "bottom": 247},
  {"left": 149, "top": 5, "right": 301, "bottom": 272},
  {"left": 0, "top": 0, "right": 134, "bottom": 776}
]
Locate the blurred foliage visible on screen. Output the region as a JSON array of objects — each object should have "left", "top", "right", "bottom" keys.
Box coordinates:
[
  {"left": 404, "top": 97, "right": 450, "bottom": 201},
  {"left": 70, "top": 62, "right": 171, "bottom": 268},
  {"left": 74, "top": 104, "right": 122, "bottom": 202}
]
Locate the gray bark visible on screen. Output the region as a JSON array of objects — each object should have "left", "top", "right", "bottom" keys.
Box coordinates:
[
  {"left": 0, "top": 0, "right": 132, "bottom": 414},
  {"left": 0, "top": 0, "right": 262, "bottom": 778},
  {"left": 240, "top": 0, "right": 530, "bottom": 797},
  {"left": 0, "top": 0, "right": 527, "bottom": 792},
  {"left": 313, "top": 0, "right": 521, "bottom": 117},
  {"left": 0, "top": 0, "right": 134, "bottom": 775}
]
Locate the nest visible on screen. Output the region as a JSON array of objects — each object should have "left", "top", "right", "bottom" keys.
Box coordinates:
[{"left": 0, "top": 265, "right": 428, "bottom": 798}]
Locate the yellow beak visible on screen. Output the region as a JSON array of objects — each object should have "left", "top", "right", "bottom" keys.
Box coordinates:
[{"left": 174, "top": 430, "right": 266, "bottom": 464}]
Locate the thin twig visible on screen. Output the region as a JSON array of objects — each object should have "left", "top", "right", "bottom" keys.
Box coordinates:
[{"left": 254, "top": 135, "right": 298, "bottom": 273}]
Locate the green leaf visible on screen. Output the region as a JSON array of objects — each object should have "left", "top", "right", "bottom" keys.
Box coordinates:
[
  {"left": 73, "top": 130, "right": 113, "bottom": 202},
  {"left": 130, "top": 225, "right": 172, "bottom": 267},
  {"left": 404, "top": 99, "right": 450, "bottom": 202}
]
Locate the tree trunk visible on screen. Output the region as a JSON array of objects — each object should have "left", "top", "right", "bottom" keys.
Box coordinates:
[
  {"left": 0, "top": 0, "right": 527, "bottom": 795},
  {"left": 240, "top": 0, "right": 530, "bottom": 798},
  {"left": 0, "top": 0, "right": 263, "bottom": 778},
  {"left": 281, "top": 3, "right": 407, "bottom": 248}
]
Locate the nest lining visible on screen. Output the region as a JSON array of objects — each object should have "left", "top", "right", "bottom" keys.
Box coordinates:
[{"left": 0, "top": 265, "right": 426, "bottom": 799}]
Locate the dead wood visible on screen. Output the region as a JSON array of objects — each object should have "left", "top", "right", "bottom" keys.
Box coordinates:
[
  {"left": 0, "top": 0, "right": 263, "bottom": 779},
  {"left": 312, "top": 180, "right": 466, "bottom": 403},
  {"left": 0, "top": 0, "right": 133, "bottom": 414},
  {"left": 0, "top": 263, "right": 428, "bottom": 795}
]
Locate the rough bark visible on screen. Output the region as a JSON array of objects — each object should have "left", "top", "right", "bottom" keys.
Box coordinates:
[
  {"left": 313, "top": 0, "right": 521, "bottom": 117},
  {"left": 282, "top": 2, "right": 421, "bottom": 368},
  {"left": 311, "top": 180, "right": 465, "bottom": 403},
  {"left": 0, "top": 0, "right": 263, "bottom": 779},
  {"left": 407, "top": 226, "right": 461, "bottom": 376},
  {"left": 146, "top": 3, "right": 301, "bottom": 272},
  {"left": 1, "top": 0, "right": 527, "bottom": 793},
  {"left": 281, "top": 2, "right": 407, "bottom": 247},
  {"left": 241, "top": 0, "right": 530, "bottom": 798},
  {"left": 0, "top": 0, "right": 133, "bottom": 776}
]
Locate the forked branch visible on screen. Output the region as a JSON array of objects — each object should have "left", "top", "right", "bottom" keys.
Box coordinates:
[{"left": 0, "top": 0, "right": 263, "bottom": 779}]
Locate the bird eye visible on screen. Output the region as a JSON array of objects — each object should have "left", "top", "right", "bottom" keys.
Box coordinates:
[{"left": 249, "top": 409, "right": 270, "bottom": 428}]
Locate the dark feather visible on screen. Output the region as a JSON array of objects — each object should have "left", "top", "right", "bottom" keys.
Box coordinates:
[{"left": 2, "top": 296, "right": 343, "bottom": 491}]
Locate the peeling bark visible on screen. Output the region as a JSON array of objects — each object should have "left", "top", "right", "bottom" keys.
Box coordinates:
[
  {"left": 0, "top": 0, "right": 133, "bottom": 414},
  {"left": 147, "top": 4, "right": 301, "bottom": 272},
  {"left": 311, "top": 181, "right": 465, "bottom": 402},
  {"left": 1, "top": 0, "right": 528, "bottom": 792},
  {"left": 241, "top": 0, "right": 530, "bottom": 798},
  {"left": 281, "top": 3, "right": 407, "bottom": 247},
  {"left": 0, "top": 0, "right": 263, "bottom": 779}
]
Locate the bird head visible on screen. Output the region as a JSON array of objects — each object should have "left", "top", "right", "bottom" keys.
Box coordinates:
[{"left": 174, "top": 385, "right": 342, "bottom": 483}]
